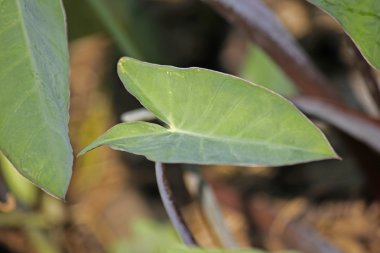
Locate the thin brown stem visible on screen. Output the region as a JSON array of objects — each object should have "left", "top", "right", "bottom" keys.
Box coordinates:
[
  {"left": 203, "top": 0, "right": 337, "bottom": 100},
  {"left": 186, "top": 166, "right": 239, "bottom": 248},
  {"left": 293, "top": 96, "right": 380, "bottom": 154},
  {"left": 203, "top": 0, "right": 380, "bottom": 155},
  {"left": 155, "top": 162, "right": 197, "bottom": 246}
]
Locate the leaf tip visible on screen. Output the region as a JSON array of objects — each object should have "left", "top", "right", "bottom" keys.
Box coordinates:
[
  {"left": 117, "top": 56, "right": 128, "bottom": 66},
  {"left": 333, "top": 153, "right": 342, "bottom": 161},
  {"left": 77, "top": 146, "right": 92, "bottom": 157},
  {"left": 60, "top": 196, "right": 68, "bottom": 203},
  {"left": 77, "top": 138, "right": 105, "bottom": 157},
  {"left": 117, "top": 57, "right": 134, "bottom": 72},
  {"left": 38, "top": 183, "right": 68, "bottom": 201},
  {"left": 320, "top": 144, "right": 341, "bottom": 162}
]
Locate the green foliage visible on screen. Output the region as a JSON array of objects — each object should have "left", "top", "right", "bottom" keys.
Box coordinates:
[
  {"left": 168, "top": 247, "right": 268, "bottom": 253},
  {"left": 308, "top": 0, "right": 380, "bottom": 70},
  {"left": 80, "top": 57, "right": 337, "bottom": 166},
  {"left": 0, "top": 153, "right": 38, "bottom": 207},
  {"left": 0, "top": 0, "right": 72, "bottom": 198},
  {"left": 64, "top": 0, "right": 163, "bottom": 62},
  {"left": 168, "top": 247, "right": 298, "bottom": 253},
  {"left": 111, "top": 219, "right": 179, "bottom": 253},
  {"left": 85, "top": 0, "right": 144, "bottom": 59},
  {"left": 240, "top": 45, "right": 297, "bottom": 96},
  {"left": 110, "top": 219, "right": 294, "bottom": 253}
]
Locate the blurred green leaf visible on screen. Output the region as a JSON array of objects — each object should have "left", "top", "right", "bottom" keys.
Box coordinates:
[
  {"left": 26, "top": 228, "right": 61, "bottom": 253},
  {"left": 167, "top": 246, "right": 268, "bottom": 253},
  {"left": 240, "top": 45, "right": 297, "bottom": 96},
  {"left": 85, "top": 0, "right": 143, "bottom": 59},
  {"left": 166, "top": 247, "right": 266, "bottom": 253},
  {"left": 63, "top": 0, "right": 106, "bottom": 40},
  {"left": 0, "top": 0, "right": 72, "bottom": 198},
  {"left": 71, "top": 0, "right": 163, "bottom": 61},
  {"left": 0, "top": 212, "right": 47, "bottom": 228},
  {"left": 81, "top": 57, "right": 337, "bottom": 166},
  {"left": 307, "top": 0, "right": 380, "bottom": 70},
  {"left": 0, "top": 153, "right": 38, "bottom": 207},
  {"left": 110, "top": 219, "right": 296, "bottom": 253},
  {"left": 110, "top": 219, "right": 179, "bottom": 253},
  {"left": 64, "top": 0, "right": 164, "bottom": 61},
  {"left": 169, "top": 247, "right": 300, "bottom": 253}
]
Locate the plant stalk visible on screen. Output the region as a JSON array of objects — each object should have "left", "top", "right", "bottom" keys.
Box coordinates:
[
  {"left": 185, "top": 166, "right": 239, "bottom": 248},
  {"left": 155, "top": 162, "right": 197, "bottom": 246}
]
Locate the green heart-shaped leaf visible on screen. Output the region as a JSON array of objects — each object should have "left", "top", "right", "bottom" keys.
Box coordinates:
[
  {"left": 308, "top": 0, "right": 380, "bottom": 70},
  {"left": 80, "top": 57, "right": 337, "bottom": 166},
  {"left": 0, "top": 0, "right": 72, "bottom": 198}
]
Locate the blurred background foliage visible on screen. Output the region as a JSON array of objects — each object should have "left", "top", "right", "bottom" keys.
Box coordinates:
[{"left": 0, "top": 0, "right": 380, "bottom": 253}]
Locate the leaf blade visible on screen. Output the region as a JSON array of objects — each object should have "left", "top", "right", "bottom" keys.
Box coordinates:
[
  {"left": 0, "top": 0, "right": 72, "bottom": 198},
  {"left": 82, "top": 58, "right": 337, "bottom": 166},
  {"left": 308, "top": 0, "right": 380, "bottom": 70},
  {"left": 167, "top": 246, "right": 269, "bottom": 253},
  {"left": 240, "top": 44, "right": 298, "bottom": 96}
]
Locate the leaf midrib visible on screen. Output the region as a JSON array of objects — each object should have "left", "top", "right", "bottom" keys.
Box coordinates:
[
  {"left": 170, "top": 127, "right": 330, "bottom": 156},
  {"left": 15, "top": 0, "right": 51, "bottom": 125},
  {"left": 100, "top": 123, "right": 331, "bottom": 157},
  {"left": 13, "top": 0, "right": 69, "bottom": 145}
]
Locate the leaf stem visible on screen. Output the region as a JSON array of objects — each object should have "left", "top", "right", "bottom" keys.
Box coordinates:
[
  {"left": 155, "top": 162, "right": 197, "bottom": 246},
  {"left": 185, "top": 166, "right": 239, "bottom": 248},
  {"left": 121, "top": 108, "right": 156, "bottom": 122},
  {"left": 203, "top": 0, "right": 337, "bottom": 100}
]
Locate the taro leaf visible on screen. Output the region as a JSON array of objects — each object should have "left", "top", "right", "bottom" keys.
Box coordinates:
[
  {"left": 240, "top": 45, "right": 298, "bottom": 96},
  {"left": 307, "top": 0, "right": 380, "bottom": 70},
  {"left": 167, "top": 247, "right": 298, "bottom": 253},
  {"left": 0, "top": 0, "right": 72, "bottom": 198},
  {"left": 166, "top": 247, "right": 269, "bottom": 253},
  {"left": 80, "top": 57, "right": 338, "bottom": 166}
]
